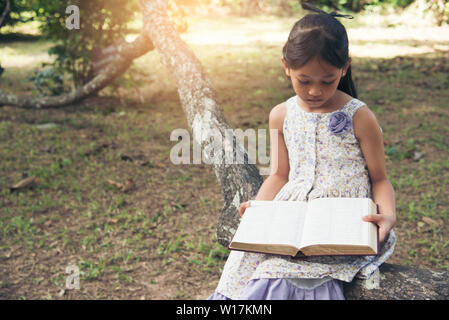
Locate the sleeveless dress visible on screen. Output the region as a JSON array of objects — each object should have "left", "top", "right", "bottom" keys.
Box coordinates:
[{"left": 208, "top": 95, "right": 397, "bottom": 300}]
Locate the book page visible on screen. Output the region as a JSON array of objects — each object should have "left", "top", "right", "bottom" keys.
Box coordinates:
[
  {"left": 231, "top": 201, "right": 308, "bottom": 248},
  {"left": 299, "top": 198, "right": 376, "bottom": 248}
]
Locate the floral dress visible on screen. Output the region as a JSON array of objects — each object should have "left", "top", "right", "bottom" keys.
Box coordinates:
[{"left": 212, "top": 94, "right": 396, "bottom": 300}]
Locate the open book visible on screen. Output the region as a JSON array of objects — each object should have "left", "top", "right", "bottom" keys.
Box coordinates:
[{"left": 229, "top": 198, "right": 379, "bottom": 257}]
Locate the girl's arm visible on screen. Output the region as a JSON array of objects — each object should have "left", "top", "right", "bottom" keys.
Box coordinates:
[
  {"left": 255, "top": 103, "right": 290, "bottom": 199},
  {"left": 353, "top": 106, "right": 396, "bottom": 245},
  {"left": 238, "top": 103, "right": 290, "bottom": 216}
]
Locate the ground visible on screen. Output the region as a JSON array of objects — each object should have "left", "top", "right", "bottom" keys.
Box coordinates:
[{"left": 0, "top": 9, "right": 448, "bottom": 299}]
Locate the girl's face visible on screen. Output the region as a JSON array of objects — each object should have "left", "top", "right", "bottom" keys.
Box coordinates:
[{"left": 281, "top": 56, "right": 351, "bottom": 111}]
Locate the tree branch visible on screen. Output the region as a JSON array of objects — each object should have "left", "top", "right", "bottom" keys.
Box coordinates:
[
  {"left": 0, "top": 0, "right": 11, "bottom": 29},
  {"left": 0, "top": 33, "right": 154, "bottom": 109}
]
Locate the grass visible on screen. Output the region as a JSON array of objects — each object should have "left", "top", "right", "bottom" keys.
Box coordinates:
[{"left": 1, "top": 9, "right": 449, "bottom": 299}]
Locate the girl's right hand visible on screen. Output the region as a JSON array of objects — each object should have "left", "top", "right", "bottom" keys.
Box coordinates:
[{"left": 238, "top": 201, "right": 251, "bottom": 217}]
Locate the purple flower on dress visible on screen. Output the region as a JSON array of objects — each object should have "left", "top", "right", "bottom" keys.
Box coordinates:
[{"left": 328, "top": 111, "right": 352, "bottom": 135}]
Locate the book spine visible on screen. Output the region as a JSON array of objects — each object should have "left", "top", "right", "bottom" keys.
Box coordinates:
[
  {"left": 229, "top": 247, "right": 377, "bottom": 258},
  {"left": 228, "top": 247, "right": 298, "bottom": 258}
]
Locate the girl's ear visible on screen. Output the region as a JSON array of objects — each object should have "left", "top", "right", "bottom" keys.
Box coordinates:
[
  {"left": 342, "top": 57, "right": 352, "bottom": 77},
  {"left": 281, "top": 57, "right": 290, "bottom": 77}
]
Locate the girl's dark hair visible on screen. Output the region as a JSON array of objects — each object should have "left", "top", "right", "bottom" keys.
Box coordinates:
[{"left": 282, "top": 3, "right": 357, "bottom": 98}]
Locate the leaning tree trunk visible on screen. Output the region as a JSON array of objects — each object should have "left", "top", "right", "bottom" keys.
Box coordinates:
[
  {"left": 343, "top": 263, "right": 449, "bottom": 299},
  {"left": 139, "top": 0, "right": 264, "bottom": 245},
  {"left": 138, "top": 0, "right": 449, "bottom": 300},
  {"left": 0, "top": 32, "right": 154, "bottom": 108}
]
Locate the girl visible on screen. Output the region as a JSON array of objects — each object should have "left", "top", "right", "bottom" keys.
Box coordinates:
[{"left": 208, "top": 2, "right": 396, "bottom": 300}]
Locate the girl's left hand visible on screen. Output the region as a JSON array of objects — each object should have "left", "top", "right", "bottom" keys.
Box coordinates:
[{"left": 362, "top": 213, "right": 396, "bottom": 246}]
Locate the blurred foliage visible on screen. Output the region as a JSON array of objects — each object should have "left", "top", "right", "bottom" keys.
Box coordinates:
[
  {"left": 183, "top": 0, "right": 418, "bottom": 14},
  {"left": 33, "top": 0, "right": 140, "bottom": 89},
  {"left": 1, "top": 0, "right": 187, "bottom": 91},
  {"left": 1, "top": 0, "right": 447, "bottom": 89},
  {"left": 183, "top": 0, "right": 447, "bottom": 23},
  {"left": 0, "top": 0, "right": 33, "bottom": 28},
  {"left": 27, "top": 67, "right": 66, "bottom": 97}
]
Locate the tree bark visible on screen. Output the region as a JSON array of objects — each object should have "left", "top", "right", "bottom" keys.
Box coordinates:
[
  {"left": 344, "top": 263, "right": 449, "bottom": 300},
  {"left": 0, "top": 0, "right": 11, "bottom": 29},
  {"left": 0, "top": 33, "right": 154, "bottom": 108}
]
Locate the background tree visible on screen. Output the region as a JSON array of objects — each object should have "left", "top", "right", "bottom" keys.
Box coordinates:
[
  {"left": 0, "top": 0, "right": 33, "bottom": 29},
  {"left": 31, "top": 0, "right": 140, "bottom": 89},
  {"left": 0, "top": 0, "right": 187, "bottom": 108}
]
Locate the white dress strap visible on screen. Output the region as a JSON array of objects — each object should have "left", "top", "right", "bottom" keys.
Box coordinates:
[
  {"left": 282, "top": 96, "right": 295, "bottom": 135},
  {"left": 345, "top": 98, "right": 383, "bottom": 134},
  {"left": 343, "top": 98, "right": 366, "bottom": 118}
]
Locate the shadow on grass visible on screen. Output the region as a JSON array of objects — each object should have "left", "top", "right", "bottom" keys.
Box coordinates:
[{"left": 0, "top": 33, "right": 43, "bottom": 43}]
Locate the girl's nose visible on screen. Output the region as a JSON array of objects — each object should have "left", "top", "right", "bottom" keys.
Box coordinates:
[{"left": 309, "top": 87, "right": 322, "bottom": 96}]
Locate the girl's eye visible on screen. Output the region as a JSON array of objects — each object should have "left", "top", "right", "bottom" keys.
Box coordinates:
[{"left": 298, "top": 80, "right": 335, "bottom": 85}]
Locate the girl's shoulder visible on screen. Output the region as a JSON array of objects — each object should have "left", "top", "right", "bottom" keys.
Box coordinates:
[
  {"left": 269, "top": 101, "right": 287, "bottom": 132},
  {"left": 334, "top": 91, "right": 383, "bottom": 136},
  {"left": 352, "top": 103, "right": 384, "bottom": 139}
]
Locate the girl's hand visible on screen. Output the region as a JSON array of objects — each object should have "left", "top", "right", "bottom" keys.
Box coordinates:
[
  {"left": 238, "top": 201, "right": 251, "bottom": 217},
  {"left": 362, "top": 213, "right": 396, "bottom": 246}
]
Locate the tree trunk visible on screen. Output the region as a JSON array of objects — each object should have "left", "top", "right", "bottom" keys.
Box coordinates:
[
  {"left": 0, "top": 33, "right": 154, "bottom": 108},
  {"left": 344, "top": 263, "right": 449, "bottom": 300},
  {"left": 139, "top": 0, "right": 264, "bottom": 246}
]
